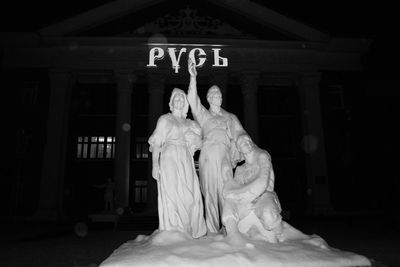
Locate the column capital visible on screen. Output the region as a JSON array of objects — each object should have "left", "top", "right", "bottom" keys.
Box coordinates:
[
  {"left": 48, "top": 69, "right": 71, "bottom": 81},
  {"left": 48, "top": 68, "right": 71, "bottom": 75},
  {"left": 114, "top": 69, "right": 136, "bottom": 84},
  {"left": 298, "top": 72, "right": 322, "bottom": 87},
  {"left": 115, "top": 70, "right": 136, "bottom": 94},
  {"left": 147, "top": 71, "right": 165, "bottom": 78},
  {"left": 241, "top": 69, "right": 259, "bottom": 75},
  {"left": 240, "top": 70, "right": 259, "bottom": 82},
  {"left": 48, "top": 69, "right": 73, "bottom": 93}
]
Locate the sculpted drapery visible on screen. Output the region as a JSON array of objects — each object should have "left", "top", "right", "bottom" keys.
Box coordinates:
[{"left": 149, "top": 89, "right": 206, "bottom": 238}]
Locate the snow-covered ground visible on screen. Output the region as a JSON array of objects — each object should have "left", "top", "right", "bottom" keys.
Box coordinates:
[
  {"left": 100, "top": 223, "right": 371, "bottom": 267},
  {"left": 1, "top": 217, "right": 397, "bottom": 267}
]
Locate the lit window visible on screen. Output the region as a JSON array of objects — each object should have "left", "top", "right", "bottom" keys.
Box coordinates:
[
  {"left": 106, "top": 144, "right": 113, "bottom": 158},
  {"left": 77, "top": 143, "right": 82, "bottom": 158},
  {"left": 134, "top": 137, "right": 149, "bottom": 159},
  {"left": 97, "top": 143, "right": 104, "bottom": 158},
  {"left": 77, "top": 135, "right": 115, "bottom": 159},
  {"left": 90, "top": 143, "right": 97, "bottom": 158}
]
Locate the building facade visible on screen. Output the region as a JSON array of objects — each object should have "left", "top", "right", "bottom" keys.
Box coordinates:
[{"left": 0, "top": 0, "right": 370, "bottom": 221}]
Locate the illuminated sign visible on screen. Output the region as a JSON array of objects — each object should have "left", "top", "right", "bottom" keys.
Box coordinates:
[{"left": 147, "top": 44, "right": 228, "bottom": 73}]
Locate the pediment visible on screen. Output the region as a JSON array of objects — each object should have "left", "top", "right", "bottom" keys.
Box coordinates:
[
  {"left": 39, "top": 0, "right": 330, "bottom": 42},
  {"left": 76, "top": 2, "right": 297, "bottom": 41},
  {"left": 122, "top": 6, "right": 253, "bottom": 39}
]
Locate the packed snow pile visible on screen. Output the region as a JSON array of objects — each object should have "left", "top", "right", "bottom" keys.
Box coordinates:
[{"left": 100, "top": 223, "right": 370, "bottom": 267}]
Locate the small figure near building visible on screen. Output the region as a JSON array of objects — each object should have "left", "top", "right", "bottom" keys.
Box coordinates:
[{"left": 93, "top": 178, "right": 115, "bottom": 212}]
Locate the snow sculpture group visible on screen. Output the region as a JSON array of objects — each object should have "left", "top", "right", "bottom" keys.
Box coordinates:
[
  {"left": 149, "top": 59, "right": 284, "bottom": 242},
  {"left": 100, "top": 59, "right": 371, "bottom": 267}
]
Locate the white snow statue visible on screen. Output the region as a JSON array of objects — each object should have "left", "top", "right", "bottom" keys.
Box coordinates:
[
  {"left": 222, "top": 133, "right": 284, "bottom": 243},
  {"left": 99, "top": 68, "right": 372, "bottom": 267},
  {"left": 148, "top": 88, "right": 206, "bottom": 238},
  {"left": 188, "top": 58, "right": 246, "bottom": 233}
]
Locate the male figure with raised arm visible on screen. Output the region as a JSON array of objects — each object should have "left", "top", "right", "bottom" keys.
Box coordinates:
[{"left": 187, "top": 59, "right": 246, "bottom": 233}]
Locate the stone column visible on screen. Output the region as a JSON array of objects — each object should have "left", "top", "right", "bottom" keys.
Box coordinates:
[
  {"left": 147, "top": 73, "right": 165, "bottom": 215},
  {"left": 241, "top": 71, "right": 259, "bottom": 143},
  {"left": 114, "top": 70, "right": 135, "bottom": 211},
  {"left": 298, "top": 72, "right": 332, "bottom": 215},
  {"left": 37, "top": 69, "right": 73, "bottom": 220},
  {"left": 209, "top": 71, "right": 228, "bottom": 108}
]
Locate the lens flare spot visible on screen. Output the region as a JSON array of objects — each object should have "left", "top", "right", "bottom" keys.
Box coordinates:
[
  {"left": 122, "top": 123, "right": 131, "bottom": 132},
  {"left": 116, "top": 207, "right": 125, "bottom": 215},
  {"left": 301, "top": 135, "right": 318, "bottom": 153},
  {"left": 74, "top": 222, "right": 88, "bottom": 237},
  {"left": 148, "top": 34, "right": 168, "bottom": 46}
]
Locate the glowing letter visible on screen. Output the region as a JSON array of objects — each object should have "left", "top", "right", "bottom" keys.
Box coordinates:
[
  {"left": 188, "top": 48, "right": 207, "bottom": 68},
  {"left": 168, "top": 47, "right": 187, "bottom": 73},
  {"left": 147, "top": 47, "right": 165, "bottom": 67},
  {"left": 211, "top": 48, "right": 228, "bottom": 67}
]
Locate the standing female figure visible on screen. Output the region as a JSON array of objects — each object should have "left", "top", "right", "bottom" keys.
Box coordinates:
[{"left": 149, "top": 88, "right": 206, "bottom": 238}]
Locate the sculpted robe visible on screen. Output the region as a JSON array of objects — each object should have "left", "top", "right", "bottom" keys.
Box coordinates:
[{"left": 149, "top": 113, "right": 206, "bottom": 238}]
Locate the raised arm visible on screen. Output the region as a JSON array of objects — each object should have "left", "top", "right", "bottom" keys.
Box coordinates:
[{"left": 187, "top": 58, "right": 207, "bottom": 125}]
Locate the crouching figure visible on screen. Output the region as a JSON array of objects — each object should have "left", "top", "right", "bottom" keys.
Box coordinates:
[{"left": 222, "top": 134, "right": 283, "bottom": 243}]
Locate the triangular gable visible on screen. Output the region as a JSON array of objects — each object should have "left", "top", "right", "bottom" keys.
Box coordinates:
[
  {"left": 119, "top": 6, "right": 254, "bottom": 39},
  {"left": 39, "top": 0, "right": 329, "bottom": 42},
  {"left": 76, "top": 3, "right": 293, "bottom": 40}
]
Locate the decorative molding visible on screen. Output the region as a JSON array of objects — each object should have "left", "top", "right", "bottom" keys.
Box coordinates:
[{"left": 121, "top": 6, "right": 253, "bottom": 38}]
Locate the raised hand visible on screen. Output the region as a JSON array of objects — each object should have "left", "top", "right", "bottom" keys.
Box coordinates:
[{"left": 188, "top": 57, "right": 197, "bottom": 77}]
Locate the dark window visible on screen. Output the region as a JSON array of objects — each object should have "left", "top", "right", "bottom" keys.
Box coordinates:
[
  {"left": 21, "top": 81, "right": 39, "bottom": 106},
  {"left": 326, "top": 85, "right": 345, "bottom": 110},
  {"left": 16, "top": 128, "right": 33, "bottom": 155},
  {"left": 134, "top": 180, "right": 147, "bottom": 203}
]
